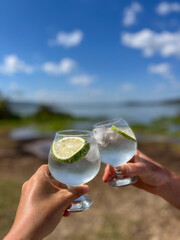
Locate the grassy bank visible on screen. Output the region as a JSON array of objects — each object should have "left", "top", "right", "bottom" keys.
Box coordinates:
[
  {"left": 1, "top": 112, "right": 180, "bottom": 137},
  {"left": 0, "top": 102, "right": 90, "bottom": 131},
  {"left": 131, "top": 114, "right": 180, "bottom": 137}
]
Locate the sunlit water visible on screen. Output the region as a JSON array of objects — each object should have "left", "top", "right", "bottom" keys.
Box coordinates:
[
  {"left": 8, "top": 102, "right": 180, "bottom": 124},
  {"left": 59, "top": 104, "right": 180, "bottom": 124}
]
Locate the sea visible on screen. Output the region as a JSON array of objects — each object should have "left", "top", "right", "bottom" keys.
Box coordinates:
[{"left": 8, "top": 101, "right": 180, "bottom": 124}]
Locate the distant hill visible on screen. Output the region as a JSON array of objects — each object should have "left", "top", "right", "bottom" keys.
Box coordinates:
[
  {"left": 121, "top": 98, "right": 180, "bottom": 107},
  {"left": 4, "top": 98, "right": 180, "bottom": 117},
  {"left": 6, "top": 101, "right": 69, "bottom": 117},
  {"left": 162, "top": 99, "right": 180, "bottom": 105},
  {"left": 7, "top": 101, "right": 40, "bottom": 117}
]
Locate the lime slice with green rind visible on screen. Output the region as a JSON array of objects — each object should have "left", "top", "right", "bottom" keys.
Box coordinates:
[
  {"left": 111, "top": 125, "right": 136, "bottom": 142},
  {"left": 52, "top": 137, "right": 90, "bottom": 164}
]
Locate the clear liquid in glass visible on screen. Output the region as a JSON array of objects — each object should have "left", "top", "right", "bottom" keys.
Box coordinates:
[
  {"left": 48, "top": 130, "right": 101, "bottom": 212},
  {"left": 48, "top": 141, "right": 100, "bottom": 186},
  {"left": 93, "top": 118, "right": 138, "bottom": 187},
  {"left": 93, "top": 126, "right": 137, "bottom": 167}
]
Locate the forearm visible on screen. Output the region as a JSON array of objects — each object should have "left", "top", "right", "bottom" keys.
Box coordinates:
[
  {"left": 3, "top": 217, "right": 43, "bottom": 240},
  {"left": 157, "top": 172, "right": 180, "bottom": 209},
  {"left": 4, "top": 230, "right": 43, "bottom": 240},
  {"left": 4, "top": 227, "right": 43, "bottom": 240},
  {"left": 4, "top": 232, "right": 33, "bottom": 240}
]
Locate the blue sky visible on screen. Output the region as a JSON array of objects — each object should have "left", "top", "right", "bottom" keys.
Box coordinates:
[{"left": 0, "top": 0, "right": 180, "bottom": 103}]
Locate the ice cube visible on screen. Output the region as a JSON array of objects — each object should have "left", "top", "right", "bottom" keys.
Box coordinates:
[
  {"left": 96, "top": 126, "right": 128, "bottom": 148},
  {"left": 93, "top": 127, "right": 108, "bottom": 147},
  {"left": 85, "top": 142, "right": 100, "bottom": 163}
]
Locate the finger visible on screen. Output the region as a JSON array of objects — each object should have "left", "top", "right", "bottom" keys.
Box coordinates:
[
  {"left": 36, "top": 164, "right": 49, "bottom": 176},
  {"left": 129, "top": 154, "right": 136, "bottom": 163},
  {"left": 43, "top": 167, "right": 67, "bottom": 189},
  {"left": 63, "top": 209, "right": 70, "bottom": 217},
  {"left": 120, "top": 162, "right": 147, "bottom": 177},
  {"left": 63, "top": 204, "right": 72, "bottom": 217},
  {"left": 31, "top": 164, "right": 49, "bottom": 182},
  {"left": 128, "top": 150, "right": 142, "bottom": 164},
  {"left": 48, "top": 175, "right": 67, "bottom": 189},
  {"left": 61, "top": 185, "right": 90, "bottom": 204},
  {"left": 102, "top": 165, "right": 110, "bottom": 182},
  {"left": 102, "top": 165, "right": 116, "bottom": 182},
  {"left": 67, "top": 204, "right": 72, "bottom": 209}
]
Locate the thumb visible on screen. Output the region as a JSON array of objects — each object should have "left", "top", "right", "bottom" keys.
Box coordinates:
[
  {"left": 120, "top": 162, "right": 147, "bottom": 177},
  {"left": 61, "top": 185, "right": 90, "bottom": 204}
]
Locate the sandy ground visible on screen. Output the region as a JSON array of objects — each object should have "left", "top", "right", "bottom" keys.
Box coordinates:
[{"left": 0, "top": 129, "right": 180, "bottom": 240}]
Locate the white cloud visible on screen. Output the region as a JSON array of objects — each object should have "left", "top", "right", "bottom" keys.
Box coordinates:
[
  {"left": 48, "top": 30, "right": 84, "bottom": 48},
  {"left": 0, "top": 55, "right": 33, "bottom": 75},
  {"left": 123, "top": 2, "right": 143, "bottom": 26},
  {"left": 121, "top": 29, "right": 180, "bottom": 58},
  {"left": 42, "top": 58, "right": 76, "bottom": 75},
  {"left": 148, "top": 62, "right": 172, "bottom": 78},
  {"left": 156, "top": 2, "right": 180, "bottom": 15},
  {"left": 148, "top": 63, "right": 180, "bottom": 88},
  {"left": 69, "top": 74, "right": 96, "bottom": 86},
  {"left": 120, "top": 82, "right": 135, "bottom": 92}
]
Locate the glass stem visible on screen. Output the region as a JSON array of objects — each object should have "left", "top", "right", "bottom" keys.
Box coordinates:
[{"left": 114, "top": 167, "right": 124, "bottom": 178}]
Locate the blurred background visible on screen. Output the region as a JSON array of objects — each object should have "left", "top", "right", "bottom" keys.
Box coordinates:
[{"left": 0, "top": 0, "right": 180, "bottom": 239}]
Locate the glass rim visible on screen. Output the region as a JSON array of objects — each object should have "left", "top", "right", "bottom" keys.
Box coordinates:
[
  {"left": 93, "top": 118, "right": 126, "bottom": 128},
  {"left": 56, "top": 129, "right": 92, "bottom": 137}
]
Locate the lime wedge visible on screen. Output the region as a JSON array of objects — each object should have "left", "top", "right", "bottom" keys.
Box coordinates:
[
  {"left": 52, "top": 137, "right": 90, "bottom": 164},
  {"left": 111, "top": 125, "right": 136, "bottom": 142}
]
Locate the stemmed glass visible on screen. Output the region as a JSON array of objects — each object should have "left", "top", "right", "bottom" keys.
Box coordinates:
[
  {"left": 93, "top": 118, "right": 138, "bottom": 187},
  {"left": 48, "top": 130, "right": 101, "bottom": 212}
]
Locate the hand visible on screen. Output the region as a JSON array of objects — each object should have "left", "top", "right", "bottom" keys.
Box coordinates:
[
  {"left": 4, "top": 165, "right": 89, "bottom": 240},
  {"left": 103, "top": 150, "right": 171, "bottom": 193},
  {"left": 103, "top": 150, "right": 180, "bottom": 209}
]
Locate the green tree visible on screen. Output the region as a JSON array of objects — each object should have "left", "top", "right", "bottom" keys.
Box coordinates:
[{"left": 0, "top": 100, "right": 19, "bottom": 119}]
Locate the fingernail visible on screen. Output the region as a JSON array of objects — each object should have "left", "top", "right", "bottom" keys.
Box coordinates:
[
  {"left": 67, "top": 204, "right": 72, "bottom": 209},
  {"left": 83, "top": 185, "right": 89, "bottom": 194}
]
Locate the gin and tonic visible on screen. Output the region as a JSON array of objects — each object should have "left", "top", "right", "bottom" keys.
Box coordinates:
[
  {"left": 48, "top": 130, "right": 101, "bottom": 212},
  {"left": 93, "top": 118, "right": 137, "bottom": 187}
]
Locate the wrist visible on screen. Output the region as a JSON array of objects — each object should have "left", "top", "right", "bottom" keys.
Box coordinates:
[
  {"left": 4, "top": 226, "right": 42, "bottom": 240},
  {"left": 157, "top": 172, "right": 180, "bottom": 209},
  {"left": 4, "top": 231, "right": 29, "bottom": 240}
]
